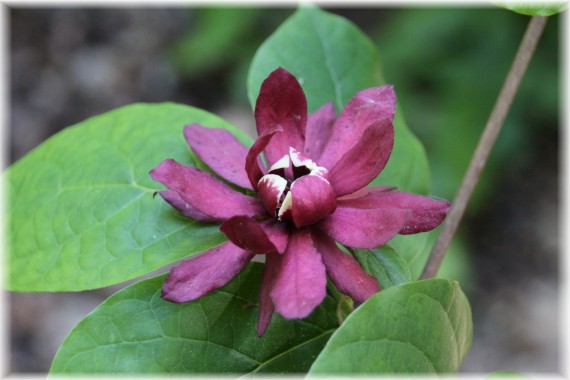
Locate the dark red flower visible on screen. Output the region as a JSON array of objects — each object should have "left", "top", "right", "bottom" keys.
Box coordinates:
[{"left": 150, "top": 68, "right": 450, "bottom": 335}]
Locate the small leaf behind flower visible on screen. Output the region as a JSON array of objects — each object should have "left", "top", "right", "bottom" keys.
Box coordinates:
[
  {"left": 50, "top": 263, "right": 338, "bottom": 375},
  {"left": 308, "top": 279, "right": 473, "bottom": 374},
  {"left": 354, "top": 245, "right": 412, "bottom": 289}
]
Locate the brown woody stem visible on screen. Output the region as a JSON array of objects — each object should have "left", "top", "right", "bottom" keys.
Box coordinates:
[{"left": 420, "top": 16, "right": 548, "bottom": 280}]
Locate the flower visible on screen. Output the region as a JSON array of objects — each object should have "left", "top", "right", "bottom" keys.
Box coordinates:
[{"left": 150, "top": 68, "right": 450, "bottom": 336}]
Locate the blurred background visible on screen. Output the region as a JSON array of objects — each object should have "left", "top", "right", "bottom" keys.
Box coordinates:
[{"left": 8, "top": 6, "right": 561, "bottom": 374}]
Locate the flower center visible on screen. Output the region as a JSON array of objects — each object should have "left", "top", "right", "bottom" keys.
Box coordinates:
[{"left": 256, "top": 147, "right": 336, "bottom": 227}]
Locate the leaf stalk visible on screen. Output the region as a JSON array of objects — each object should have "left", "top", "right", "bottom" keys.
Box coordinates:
[{"left": 420, "top": 16, "right": 549, "bottom": 280}]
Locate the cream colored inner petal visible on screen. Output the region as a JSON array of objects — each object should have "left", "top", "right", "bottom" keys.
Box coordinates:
[
  {"left": 277, "top": 191, "right": 293, "bottom": 221},
  {"left": 289, "top": 147, "right": 318, "bottom": 171},
  {"left": 269, "top": 154, "right": 291, "bottom": 172},
  {"left": 259, "top": 174, "right": 287, "bottom": 200}
]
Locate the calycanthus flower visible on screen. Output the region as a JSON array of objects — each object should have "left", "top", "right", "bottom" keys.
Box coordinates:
[{"left": 150, "top": 68, "right": 450, "bottom": 336}]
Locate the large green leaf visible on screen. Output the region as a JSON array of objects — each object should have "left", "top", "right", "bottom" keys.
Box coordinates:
[
  {"left": 247, "top": 6, "right": 430, "bottom": 195},
  {"left": 7, "top": 103, "right": 252, "bottom": 292},
  {"left": 308, "top": 279, "right": 473, "bottom": 374},
  {"left": 50, "top": 263, "right": 338, "bottom": 374}
]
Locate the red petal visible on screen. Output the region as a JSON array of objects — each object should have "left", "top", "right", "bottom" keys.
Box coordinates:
[
  {"left": 257, "top": 253, "right": 283, "bottom": 336},
  {"left": 184, "top": 124, "right": 252, "bottom": 190},
  {"left": 157, "top": 190, "right": 219, "bottom": 223},
  {"left": 150, "top": 159, "right": 265, "bottom": 220},
  {"left": 270, "top": 229, "right": 327, "bottom": 319},
  {"left": 255, "top": 68, "right": 308, "bottom": 166},
  {"left": 245, "top": 131, "right": 282, "bottom": 190},
  {"left": 220, "top": 216, "right": 283, "bottom": 254},
  {"left": 328, "top": 120, "right": 394, "bottom": 197},
  {"left": 337, "top": 186, "right": 396, "bottom": 201},
  {"left": 290, "top": 175, "right": 337, "bottom": 228},
  {"left": 259, "top": 219, "right": 290, "bottom": 254},
  {"left": 317, "top": 205, "right": 410, "bottom": 249},
  {"left": 319, "top": 85, "right": 396, "bottom": 169},
  {"left": 304, "top": 102, "right": 336, "bottom": 162},
  {"left": 313, "top": 230, "right": 380, "bottom": 303},
  {"left": 339, "top": 192, "right": 450, "bottom": 234},
  {"left": 162, "top": 241, "right": 254, "bottom": 303}
]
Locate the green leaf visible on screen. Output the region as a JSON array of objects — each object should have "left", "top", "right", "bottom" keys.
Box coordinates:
[
  {"left": 246, "top": 6, "right": 429, "bottom": 195},
  {"left": 389, "top": 230, "right": 430, "bottom": 267},
  {"left": 308, "top": 279, "right": 473, "bottom": 374},
  {"left": 353, "top": 245, "right": 412, "bottom": 289},
  {"left": 7, "top": 103, "right": 251, "bottom": 292},
  {"left": 494, "top": 2, "right": 567, "bottom": 16},
  {"left": 50, "top": 263, "right": 338, "bottom": 374}
]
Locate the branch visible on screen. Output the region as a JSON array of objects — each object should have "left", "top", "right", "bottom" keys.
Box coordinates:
[{"left": 420, "top": 16, "right": 548, "bottom": 280}]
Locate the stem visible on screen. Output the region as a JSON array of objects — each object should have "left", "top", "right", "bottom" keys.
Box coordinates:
[{"left": 420, "top": 16, "right": 548, "bottom": 280}]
